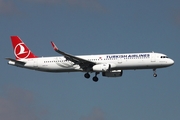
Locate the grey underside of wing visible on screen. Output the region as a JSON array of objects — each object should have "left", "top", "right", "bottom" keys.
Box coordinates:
[{"left": 54, "top": 49, "right": 96, "bottom": 68}]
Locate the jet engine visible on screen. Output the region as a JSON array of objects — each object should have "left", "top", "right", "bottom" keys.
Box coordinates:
[{"left": 102, "top": 70, "right": 123, "bottom": 77}]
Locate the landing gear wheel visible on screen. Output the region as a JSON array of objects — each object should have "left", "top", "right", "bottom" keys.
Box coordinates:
[
  {"left": 153, "top": 73, "right": 157, "bottom": 77},
  {"left": 84, "top": 73, "right": 90, "bottom": 79},
  {"left": 92, "top": 76, "right": 98, "bottom": 82},
  {"left": 153, "top": 69, "right": 157, "bottom": 77}
]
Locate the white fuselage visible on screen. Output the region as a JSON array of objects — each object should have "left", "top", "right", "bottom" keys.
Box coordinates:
[
  {"left": 8, "top": 36, "right": 174, "bottom": 81},
  {"left": 9, "top": 52, "right": 174, "bottom": 72}
]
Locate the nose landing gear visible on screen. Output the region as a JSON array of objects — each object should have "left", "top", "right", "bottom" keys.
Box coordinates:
[{"left": 153, "top": 69, "right": 157, "bottom": 77}]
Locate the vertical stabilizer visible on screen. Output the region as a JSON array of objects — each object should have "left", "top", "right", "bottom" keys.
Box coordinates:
[{"left": 11, "top": 36, "right": 37, "bottom": 60}]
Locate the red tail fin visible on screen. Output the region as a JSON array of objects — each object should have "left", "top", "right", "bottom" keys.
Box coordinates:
[{"left": 11, "top": 36, "right": 37, "bottom": 60}]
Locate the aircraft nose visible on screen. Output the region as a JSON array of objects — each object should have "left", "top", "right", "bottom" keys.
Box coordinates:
[{"left": 169, "top": 59, "right": 174, "bottom": 65}]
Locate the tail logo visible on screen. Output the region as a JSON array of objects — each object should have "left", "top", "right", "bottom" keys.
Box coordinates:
[{"left": 14, "top": 43, "right": 30, "bottom": 59}]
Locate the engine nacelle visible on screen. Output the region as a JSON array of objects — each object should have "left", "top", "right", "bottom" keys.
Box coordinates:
[
  {"left": 92, "top": 64, "right": 110, "bottom": 72},
  {"left": 102, "top": 70, "right": 123, "bottom": 77}
]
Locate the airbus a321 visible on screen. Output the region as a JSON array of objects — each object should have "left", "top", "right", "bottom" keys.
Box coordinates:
[{"left": 6, "top": 36, "right": 174, "bottom": 82}]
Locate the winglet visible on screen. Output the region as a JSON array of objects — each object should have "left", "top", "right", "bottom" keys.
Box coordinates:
[{"left": 51, "top": 41, "right": 58, "bottom": 51}]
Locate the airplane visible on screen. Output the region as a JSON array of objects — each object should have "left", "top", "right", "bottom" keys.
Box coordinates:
[{"left": 6, "top": 36, "right": 174, "bottom": 82}]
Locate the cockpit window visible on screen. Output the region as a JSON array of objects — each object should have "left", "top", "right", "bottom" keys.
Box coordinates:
[{"left": 161, "top": 56, "right": 168, "bottom": 58}]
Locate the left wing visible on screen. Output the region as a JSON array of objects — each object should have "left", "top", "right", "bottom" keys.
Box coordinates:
[{"left": 51, "top": 42, "right": 96, "bottom": 70}]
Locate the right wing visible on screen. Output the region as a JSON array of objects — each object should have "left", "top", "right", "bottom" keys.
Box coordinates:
[{"left": 51, "top": 42, "right": 96, "bottom": 70}]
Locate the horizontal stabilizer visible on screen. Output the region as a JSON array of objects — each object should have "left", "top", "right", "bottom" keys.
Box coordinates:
[{"left": 6, "top": 58, "right": 26, "bottom": 65}]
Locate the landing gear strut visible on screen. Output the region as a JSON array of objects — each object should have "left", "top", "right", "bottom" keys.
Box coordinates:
[
  {"left": 92, "top": 72, "right": 99, "bottom": 82},
  {"left": 153, "top": 69, "right": 157, "bottom": 77}
]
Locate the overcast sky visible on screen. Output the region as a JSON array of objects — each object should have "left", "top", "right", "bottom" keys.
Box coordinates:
[{"left": 0, "top": 0, "right": 180, "bottom": 120}]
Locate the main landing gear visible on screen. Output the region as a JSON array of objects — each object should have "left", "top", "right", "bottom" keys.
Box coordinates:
[
  {"left": 84, "top": 72, "right": 99, "bottom": 82},
  {"left": 153, "top": 69, "right": 157, "bottom": 77},
  {"left": 84, "top": 73, "right": 90, "bottom": 79}
]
